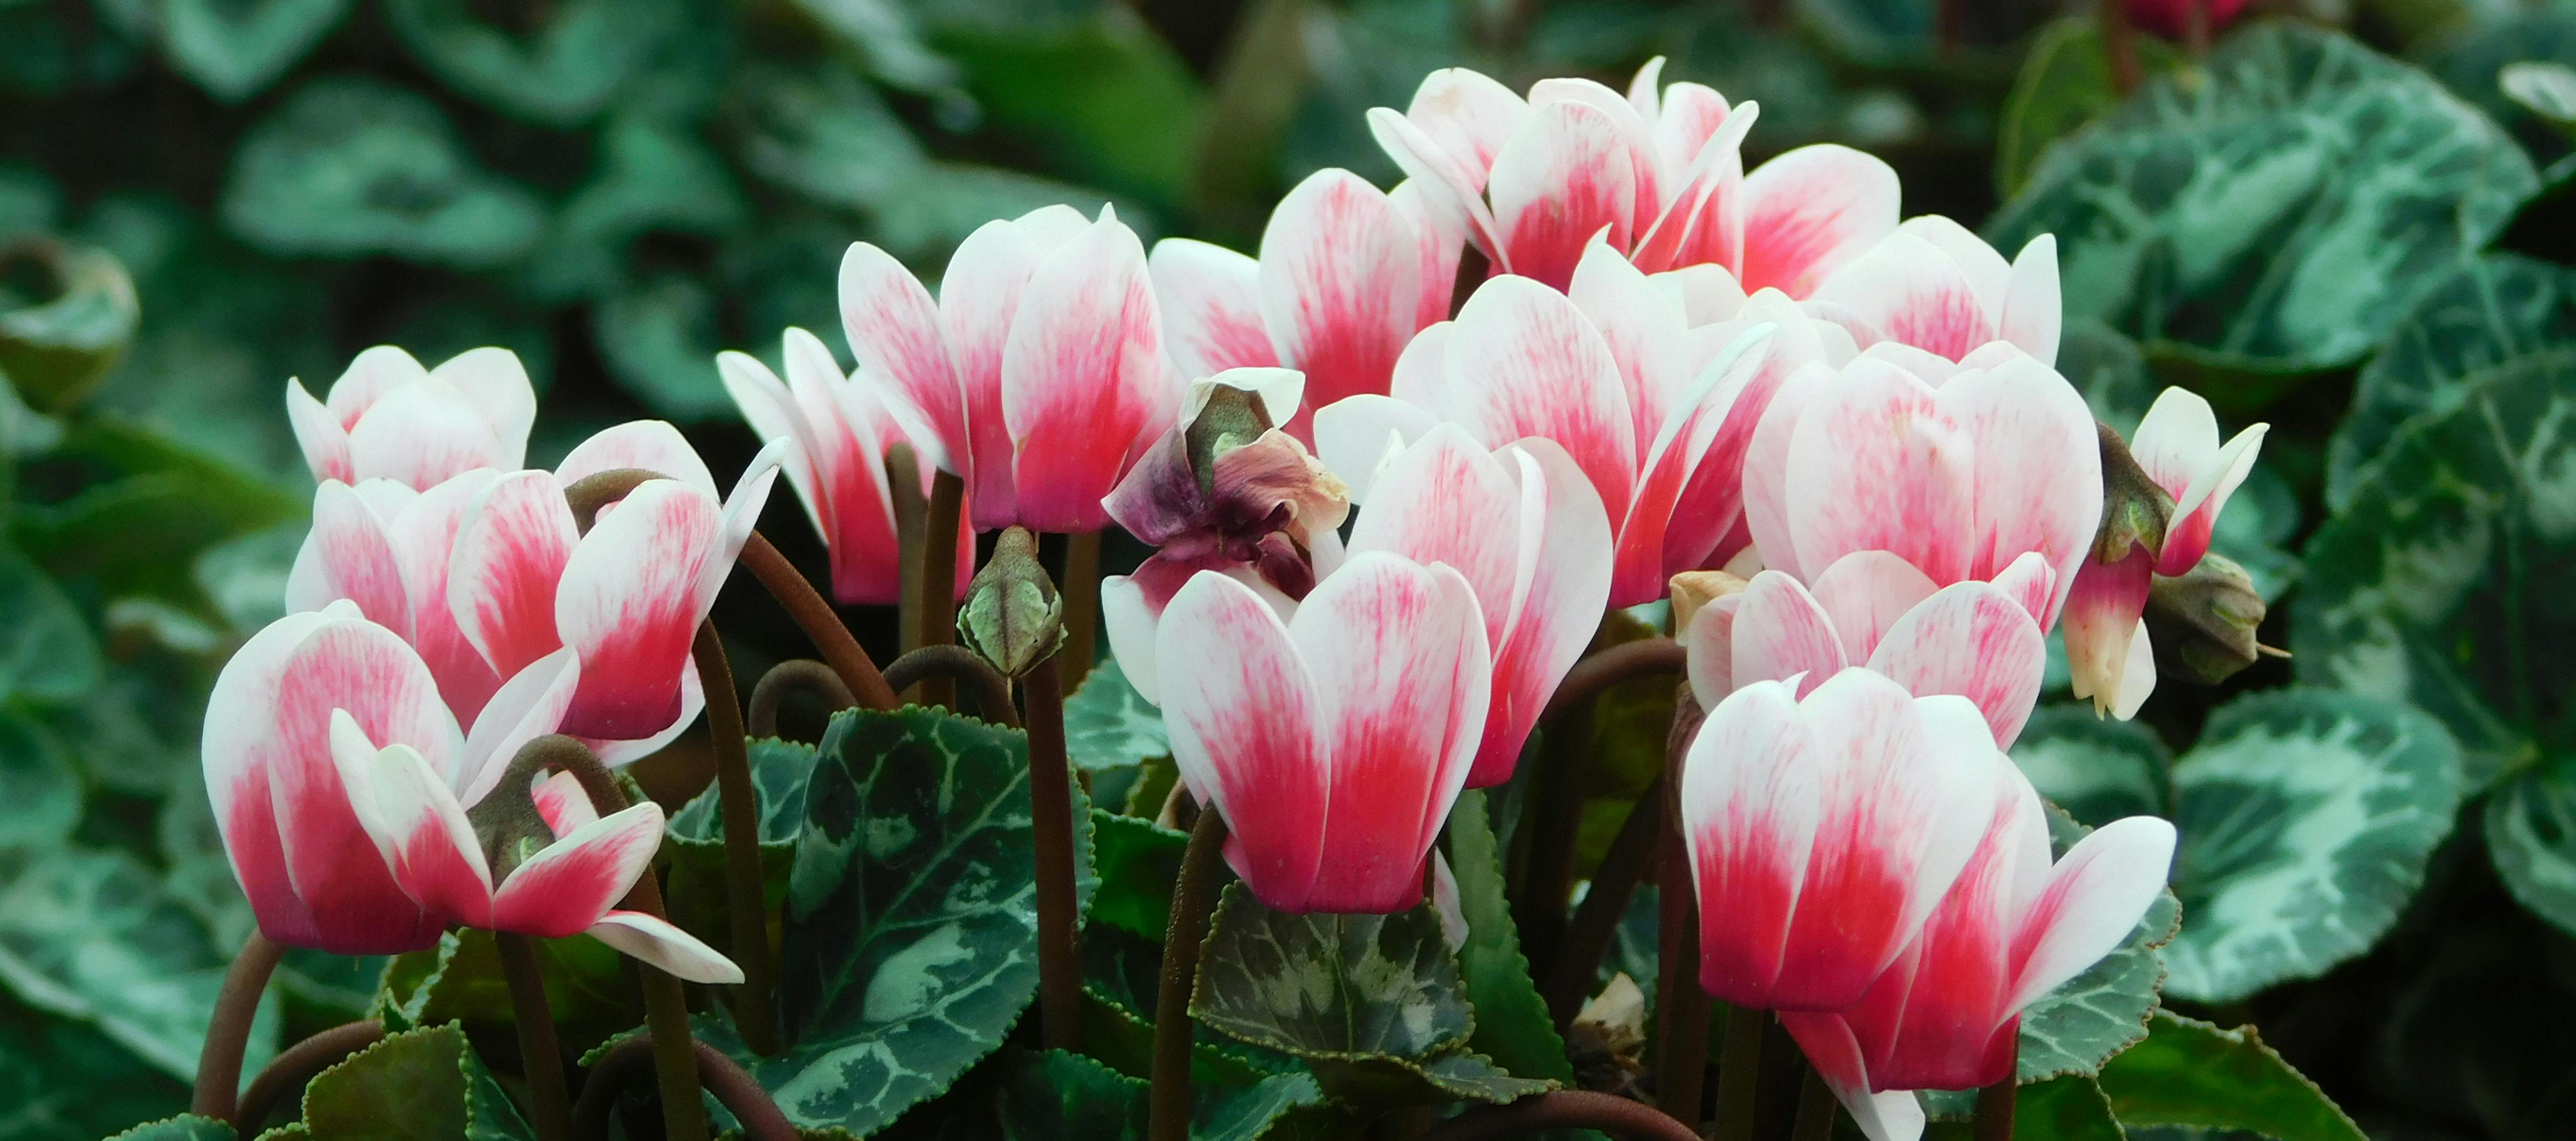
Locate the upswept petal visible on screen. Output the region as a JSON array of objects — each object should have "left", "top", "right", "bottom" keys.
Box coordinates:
[
  {"left": 1477, "top": 440, "right": 1615, "bottom": 788},
  {"left": 530, "top": 769, "right": 599, "bottom": 835},
  {"left": 1389, "top": 180, "right": 1465, "bottom": 329},
  {"left": 705, "top": 440, "right": 786, "bottom": 615},
  {"left": 1848, "top": 774, "right": 2039, "bottom": 1092},
  {"left": 1865, "top": 582, "right": 2046, "bottom": 750},
  {"left": 1987, "top": 550, "right": 2058, "bottom": 630},
  {"left": 1683, "top": 587, "right": 1745, "bottom": 708},
  {"left": 1258, "top": 170, "right": 1424, "bottom": 437},
  {"left": 1526, "top": 76, "right": 1664, "bottom": 227},
  {"left": 458, "top": 647, "right": 581, "bottom": 806},
  {"left": 1725, "top": 145, "right": 1900, "bottom": 299},
  {"left": 1682, "top": 680, "right": 1824, "bottom": 1003},
  {"left": 1148, "top": 239, "right": 1278, "bottom": 380},
  {"left": 1568, "top": 235, "right": 1690, "bottom": 452},
  {"left": 386, "top": 470, "right": 505, "bottom": 719},
  {"left": 2062, "top": 552, "right": 2157, "bottom": 720},
  {"left": 588, "top": 911, "right": 745, "bottom": 985},
  {"left": 1487, "top": 100, "right": 1641, "bottom": 291},
  {"left": 1156, "top": 570, "right": 1330, "bottom": 909},
  {"left": 286, "top": 377, "right": 352, "bottom": 484},
  {"left": 2161, "top": 422, "right": 2266, "bottom": 576},
  {"left": 202, "top": 610, "right": 355, "bottom": 949},
  {"left": 428, "top": 347, "right": 537, "bottom": 467},
  {"left": 1444, "top": 277, "right": 1637, "bottom": 517},
  {"left": 1938, "top": 352, "right": 2101, "bottom": 618},
  {"left": 1896, "top": 216, "right": 2012, "bottom": 310},
  {"left": 840, "top": 241, "right": 966, "bottom": 475},
  {"left": 1310, "top": 394, "right": 1444, "bottom": 503},
  {"left": 586, "top": 663, "right": 705, "bottom": 768},
  {"left": 943, "top": 207, "right": 1092, "bottom": 523},
  {"left": 1402, "top": 67, "right": 1527, "bottom": 190},
  {"left": 1368, "top": 107, "right": 1507, "bottom": 265},
  {"left": 291, "top": 481, "right": 413, "bottom": 639},
  {"left": 1782, "top": 358, "right": 1976, "bottom": 586},
  {"left": 449, "top": 471, "right": 579, "bottom": 680},
  {"left": 321, "top": 345, "right": 430, "bottom": 421},
  {"left": 1777, "top": 1012, "right": 1928, "bottom": 1141},
  {"left": 1004, "top": 209, "right": 1171, "bottom": 533},
  {"left": 2007, "top": 816, "right": 2178, "bottom": 1010},
  {"left": 1346, "top": 425, "right": 1524, "bottom": 649},
  {"left": 2134, "top": 387, "right": 2266, "bottom": 576},
  {"left": 1730, "top": 570, "right": 1848, "bottom": 694},
  {"left": 345, "top": 378, "right": 507, "bottom": 490},
  {"left": 1996, "top": 235, "right": 2061, "bottom": 365},
  {"left": 331, "top": 717, "right": 494, "bottom": 926},
  {"left": 718, "top": 348, "right": 826, "bottom": 544},
  {"left": 1736, "top": 361, "right": 1828, "bottom": 579},
  {"left": 1809, "top": 229, "right": 1996, "bottom": 362},
  {"left": 556, "top": 420, "right": 717, "bottom": 500},
  {"left": 489, "top": 802, "right": 667, "bottom": 938},
  {"left": 1805, "top": 551, "right": 1941, "bottom": 663},
  {"left": 555, "top": 480, "right": 719, "bottom": 740}
]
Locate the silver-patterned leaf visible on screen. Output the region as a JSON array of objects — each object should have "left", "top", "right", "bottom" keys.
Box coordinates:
[
  {"left": 384, "top": 0, "right": 677, "bottom": 126},
  {"left": 1063, "top": 658, "right": 1167, "bottom": 772},
  {"left": 1192, "top": 883, "right": 1473, "bottom": 1062},
  {"left": 2012, "top": 705, "right": 2172, "bottom": 826}
]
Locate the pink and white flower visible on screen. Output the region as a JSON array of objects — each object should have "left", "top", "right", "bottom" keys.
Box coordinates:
[
  {"left": 285, "top": 346, "right": 536, "bottom": 490},
  {"left": 288, "top": 471, "right": 509, "bottom": 723},
  {"left": 1156, "top": 552, "right": 1491, "bottom": 914},
  {"left": 1808, "top": 217, "right": 2061, "bottom": 370},
  {"left": 2063, "top": 389, "right": 2267, "bottom": 718},
  {"left": 839, "top": 204, "right": 1182, "bottom": 534},
  {"left": 1368, "top": 59, "right": 1898, "bottom": 296},
  {"left": 718, "top": 327, "right": 970, "bottom": 606},
  {"left": 1782, "top": 773, "right": 2174, "bottom": 1141},
  {"left": 1681, "top": 670, "right": 2004, "bottom": 1012},
  {"left": 1150, "top": 169, "right": 1459, "bottom": 439}
]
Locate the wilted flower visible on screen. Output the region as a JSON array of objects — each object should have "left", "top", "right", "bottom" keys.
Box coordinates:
[{"left": 285, "top": 346, "right": 536, "bottom": 490}]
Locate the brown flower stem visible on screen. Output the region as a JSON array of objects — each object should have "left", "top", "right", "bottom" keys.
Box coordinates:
[
  {"left": 496, "top": 933, "right": 574, "bottom": 1141},
  {"left": 1711, "top": 1003, "right": 1765, "bottom": 1141},
  {"left": 1150, "top": 806, "right": 1231, "bottom": 1141},
  {"left": 572, "top": 1035, "right": 798, "bottom": 1141},
  {"left": 1021, "top": 652, "right": 1084, "bottom": 1052},
  {"left": 741, "top": 531, "right": 900, "bottom": 712},
  {"left": 885, "top": 646, "right": 1021, "bottom": 729},
  {"left": 2186, "top": 0, "right": 2210, "bottom": 55},
  {"left": 693, "top": 621, "right": 777, "bottom": 1056},
  {"left": 232, "top": 1019, "right": 383, "bottom": 1132},
  {"left": 1791, "top": 1056, "right": 1839, "bottom": 1141},
  {"left": 1654, "top": 689, "right": 1711, "bottom": 1128},
  {"left": 747, "top": 659, "right": 857, "bottom": 740},
  {"left": 915, "top": 470, "right": 967, "bottom": 707},
  {"left": 1521, "top": 636, "right": 1687, "bottom": 976},
  {"left": 1057, "top": 529, "right": 1102, "bottom": 691},
  {"left": 1418, "top": 1090, "right": 1703, "bottom": 1141},
  {"left": 1538, "top": 638, "right": 1686, "bottom": 723},
  {"left": 191, "top": 932, "right": 284, "bottom": 1120},
  {"left": 1973, "top": 1060, "right": 2018, "bottom": 1141},
  {"left": 887, "top": 444, "right": 929, "bottom": 657},
  {"left": 1540, "top": 773, "right": 1664, "bottom": 1028},
  {"left": 2100, "top": 0, "right": 2141, "bottom": 95}
]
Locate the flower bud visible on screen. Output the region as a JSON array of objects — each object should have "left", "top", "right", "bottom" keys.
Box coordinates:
[
  {"left": 959, "top": 527, "right": 1064, "bottom": 679},
  {"left": 2143, "top": 553, "right": 2268, "bottom": 686},
  {"left": 1669, "top": 569, "right": 1749, "bottom": 633},
  {"left": 2093, "top": 418, "right": 2172, "bottom": 564}
]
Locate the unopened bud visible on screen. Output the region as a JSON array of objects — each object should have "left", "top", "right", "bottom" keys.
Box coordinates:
[
  {"left": 2094, "top": 419, "right": 2172, "bottom": 564},
  {"left": 1669, "top": 570, "right": 1749, "bottom": 633},
  {"left": 959, "top": 527, "right": 1063, "bottom": 678},
  {"left": 2143, "top": 553, "right": 2267, "bottom": 686}
]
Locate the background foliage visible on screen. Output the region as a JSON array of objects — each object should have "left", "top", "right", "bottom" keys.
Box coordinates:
[{"left": 8, "top": 0, "right": 2576, "bottom": 1137}]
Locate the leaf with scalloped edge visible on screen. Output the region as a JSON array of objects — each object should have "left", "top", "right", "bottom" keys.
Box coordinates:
[
  {"left": 1064, "top": 659, "right": 1168, "bottom": 772},
  {"left": 2097, "top": 1011, "right": 2364, "bottom": 1141},
  {"left": 382, "top": 0, "right": 677, "bottom": 126}
]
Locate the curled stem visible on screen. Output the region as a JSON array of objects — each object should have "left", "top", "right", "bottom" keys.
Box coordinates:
[
  {"left": 915, "top": 470, "right": 967, "bottom": 707},
  {"left": 747, "top": 658, "right": 858, "bottom": 740},
  {"left": 1057, "top": 529, "right": 1102, "bottom": 690},
  {"left": 1539, "top": 638, "right": 1685, "bottom": 723},
  {"left": 1542, "top": 773, "right": 1664, "bottom": 1028},
  {"left": 741, "top": 531, "right": 900, "bottom": 712},
  {"left": 1523, "top": 637, "right": 1685, "bottom": 985},
  {"left": 1150, "top": 806, "right": 1231, "bottom": 1141},
  {"left": 191, "top": 932, "right": 284, "bottom": 1120},
  {"left": 233, "top": 1020, "right": 383, "bottom": 1133},
  {"left": 1418, "top": 1090, "right": 1703, "bottom": 1141},
  {"left": 496, "top": 933, "right": 573, "bottom": 1141},
  {"left": 694, "top": 621, "right": 778, "bottom": 1055},
  {"left": 885, "top": 645, "right": 1021, "bottom": 729},
  {"left": 1021, "top": 653, "right": 1083, "bottom": 1051},
  {"left": 572, "top": 1034, "right": 799, "bottom": 1141}
]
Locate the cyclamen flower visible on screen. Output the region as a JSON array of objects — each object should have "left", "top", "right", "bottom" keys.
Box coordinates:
[
  {"left": 2064, "top": 389, "right": 2267, "bottom": 718},
  {"left": 1099, "top": 369, "right": 1350, "bottom": 705},
  {"left": 1150, "top": 169, "right": 1459, "bottom": 439},
  {"left": 718, "top": 327, "right": 970, "bottom": 606},
  {"left": 1369, "top": 59, "right": 1898, "bottom": 296},
  {"left": 839, "top": 204, "right": 1182, "bottom": 534},
  {"left": 1782, "top": 773, "right": 2175, "bottom": 1141},
  {"left": 290, "top": 470, "right": 511, "bottom": 723},
  {"left": 1682, "top": 554, "right": 2051, "bottom": 750},
  {"left": 286, "top": 346, "right": 536, "bottom": 490},
  {"left": 1682, "top": 670, "right": 2004, "bottom": 1011},
  {"left": 1315, "top": 252, "right": 1786, "bottom": 606},
  {"left": 1809, "top": 217, "right": 2061, "bottom": 371},
  {"left": 1157, "top": 553, "right": 1491, "bottom": 914}
]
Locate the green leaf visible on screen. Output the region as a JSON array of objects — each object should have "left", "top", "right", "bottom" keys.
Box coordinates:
[
  {"left": 1063, "top": 658, "right": 1167, "bottom": 772},
  {"left": 0, "top": 237, "right": 139, "bottom": 411},
  {"left": 1088, "top": 809, "right": 1189, "bottom": 940},
  {"left": 2423, "top": 4, "right": 2576, "bottom": 158},
  {"left": 703, "top": 706, "right": 1094, "bottom": 1136},
  {"left": 2017, "top": 807, "right": 2180, "bottom": 1084},
  {"left": 2011, "top": 706, "right": 2171, "bottom": 827},
  {"left": 0, "top": 542, "right": 98, "bottom": 706},
  {"left": 931, "top": 7, "right": 1204, "bottom": 210},
  {"left": 733, "top": 61, "right": 928, "bottom": 212},
  {"left": 2294, "top": 351, "right": 2576, "bottom": 792},
  {"left": 2326, "top": 254, "right": 2576, "bottom": 510},
  {"left": 1987, "top": 22, "right": 2540, "bottom": 372},
  {"left": 870, "top": 161, "right": 1135, "bottom": 261},
  {"left": 664, "top": 737, "right": 819, "bottom": 945},
  {"left": 2096, "top": 1011, "right": 2364, "bottom": 1141},
  {"left": 0, "top": 993, "right": 191, "bottom": 1141},
  {"left": 2056, "top": 318, "right": 2162, "bottom": 435},
  {"left": 267, "top": 1023, "right": 533, "bottom": 1141},
  {"left": 12, "top": 421, "right": 305, "bottom": 600},
  {"left": 0, "top": 710, "right": 80, "bottom": 849},
  {"left": 1995, "top": 16, "right": 2183, "bottom": 198},
  {"left": 0, "top": 847, "right": 278, "bottom": 1082},
  {"left": 113, "top": 0, "right": 350, "bottom": 101},
  {"left": 1444, "top": 789, "right": 1574, "bottom": 1083},
  {"left": 222, "top": 78, "right": 546, "bottom": 267},
  {"left": 384, "top": 0, "right": 678, "bottom": 126},
  {"left": 961, "top": 1046, "right": 1151, "bottom": 1139},
  {"left": 1192, "top": 883, "right": 1472, "bottom": 1062},
  {"left": 105, "top": 1115, "right": 233, "bottom": 1141},
  {"left": 2483, "top": 755, "right": 2576, "bottom": 937},
  {"left": 373, "top": 929, "right": 635, "bottom": 1050},
  {"left": 519, "top": 114, "right": 746, "bottom": 303},
  {"left": 1998, "top": 1076, "right": 2124, "bottom": 1141},
  {"left": 2161, "top": 689, "right": 2464, "bottom": 1003}
]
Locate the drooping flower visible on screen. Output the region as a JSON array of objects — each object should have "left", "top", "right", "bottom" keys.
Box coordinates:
[
  {"left": 1808, "top": 217, "right": 2060, "bottom": 371},
  {"left": 1149, "top": 170, "right": 1459, "bottom": 439},
  {"left": 1680, "top": 554, "right": 2051, "bottom": 749},
  {"left": 1314, "top": 252, "right": 1787, "bottom": 605},
  {"left": 1681, "top": 670, "right": 2004, "bottom": 1012},
  {"left": 1339, "top": 425, "right": 1614, "bottom": 787},
  {"left": 717, "top": 326, "right": 970, "bottom": 606},
  {"left": 1155, "top": 552, "right": 1490, "bottom": 914},
  {"left": 1098, "top": 370, "right": 1351, "bottom": 704},
  {"left": 1368, "top": 59, "right": 1898, "bottom": 295},
  {"left": 1781, "top": 772, "right": 2174, "bottom": 1141},
  {"left": 839, "top": 204, "right": 1182, "bottom": 533},
  {"left": 285, "top": 346, "right": 536, "bottom": 490},
  {"left": 2063, "top": 388, "right": 2267, "bottom": 717}
]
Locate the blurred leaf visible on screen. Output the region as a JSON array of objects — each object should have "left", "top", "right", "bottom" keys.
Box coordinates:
[
  {"left": 273, "top": 948, "right": 386, "bottom": 1023},
  {"left": 0, "top": 4, "right": 140, "bottom": 95},
  {"left": 520, "top": 114, "right": 745, "bottom": 303},
  {"left": 732, "top": 60, "right": 927, "bottom": 211},
  {"left": 934, "top": 6, "right": 1204, "bottom": 210},
  {"left": 2055, "top": 317, "right": 2161, "bottom": 435},
  {"left": 223, "top": 78, "right": 547, "bottom": 267},
  {"left": 0, "top": 541, "right": 101, "bottom": 706},
  {"left": 0, "top": 711, "right": 81, "bottom": 849},
  {"left": 158, "top": 789, "right": 254, "bottom": 949},
  {"left": 112, "top": 0, "right": 351, "bottom": 101},
  {"left": 195, "top": 522, "right": 307, "bottom": 636},
  {"left": 785, "top": 0, "right": 959, "bottom": 93},
  {"left": 591, "top": 273, "right": 736, "bottom": 421},
  {"left": 1444, "top": 789, "right": 1573, "bottom": 1083},
  {"left": 2096, "top": 1011, "right": 2364, "bottom": 1141},
  {"left": 953, "top": 1046, "right": 1150, "bottom": 1138},
  {"left": 1063, "top": 658, "right": 1165, "bottom": 772},
  {"left": 691, "top": 706, "right": 1094, "bottom": 1135},
  {"left": 265, "top": 1022, "right": 532, "bottom": 1141},
  {"left": 0, "top": 236, "right": 140, "bottom": 411},
  {"left": 1088, "top": 809, "right": 1187, "bottom": 940},
  {"left": 2011, "top": 705, "right": 2171, "bottom": 826},
  {"left": 0, "top": 995, "right": 191, "bottom": 1141},
  {"left": 2325, "top": 254, "right": 2576, "bottom": 511},
  {"left": 385, "top": 0, "right": 678, "bottom": 126},
  {"left": 13, "top": 418, "right": 305, "bottom": 601},
  {"left": 2010, "top": 1076, "right": 2123, "bottom": 1141},
  {"left": 2422, "top": 4, "right": 2576, "bottom": 160},
  {"left": 104, "top": 1116, "right": 231, "bottom": 1141},
  {"left": 596, "top": 217, "right": 843, "bottom": 421},
  {"left": 869, "top": 161, "right": 1132, "bottom": 259},
  {"left": 1988, "top": 22, "right": 2540, "bottom": 373},
  {"left": 0, "top": 846, "right": 279, "bottom": 1082},
  {"left": 1995, "top": 16, "right": 2183, "bottom": 198},
  {"left": 2161, "top": 689, "right": 2465, "bottom": 1003}
]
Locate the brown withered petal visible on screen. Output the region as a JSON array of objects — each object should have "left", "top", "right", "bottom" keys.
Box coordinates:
[{"left": 2143, "top": 553, "right": 2267, "bottom": 686}]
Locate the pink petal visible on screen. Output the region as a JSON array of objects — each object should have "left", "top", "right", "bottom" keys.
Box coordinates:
[
  {"left": 1624, "top": 56, "right": 1667, "bottom": 118},
  {"left": 1684, "top": 591, "right": 1743, "bottom": 708},
  {"left": 1258, "top": 170, "right": 1423, "bottom": 439},
  {"left": 718, "top": 350, "right": 832, "bottom": 570},
  {"left": 345, "top": 378, "right": 508, "bottom": 490},
  {"left": 459, "top": 647, "right": 581, "bottom": 805},
  {"left": 840, "top": 241, "right": 966, "bottom": 476},
  {"left": 2007, "top": 816, "right": 2177, "bottom": 1010},
  {"left": 704, "top": 440, "right": 787, "bottom": 617},
  {"left": 448, "top": 471, "right": 579, "bottom": 680},
  {"left": 1389, "top": 180, "right": 1465, "bottom": 329},
  {"left": 1997, "top": 235, "right": 2061, "bottom": 366},
  {"left": 1400, "top": 67, "right": 1527, "bottom": 191},
  {"left": 1148, "top": 238, "right": 1279, "bottom": 381},
  {"left": 1386, "top": 321, "right": 1453, "bottom": 408},
  {"left": 1368, "top": 107, "right": 1508, "bottom": 266},
  {"left": 291, "top": 481, "right": 413, "bottom": 640},
  {"left": 1609, "top": 319, "right": 1769, "bottom": 604},
  {"left": 285, "top": 378, "right": 352, "bottom": 484},
  {"left": 427, "top": 348, "right": 536, "bottom": 469},
  {"left": 1937, "top": 352, "right": 2102, "bottom": 616},
  {"left": 1736, "top": 360, "right": 1826, "bottom": 579},
  {"left": 1659, "top": 297, "right": 1851, "bottom": 572},
  {"left": 555, "top": 480, "right": 720, "bottom": 740},
  {"left": 1295, "top": 554, "right": 1491, "bottom": 913},
  {"left": 1156, "top": 570, "right": 1329, "bottom": 910},
  {"left": 1487, "top": 101, "right": 1640, "bottom": 291},
  {"left": 1567, "top": 234, "right": 1690, "bottom": 452},
  {"left": 1731, "top": 570, "right": 1848, "bottom": 693},
  {"left": 1727, "top": 145, "right": 1900, "bottom": 300},
  {"left": 321, "top": 345, "right": 429, "bottom": 423},
  {"left": 1783, "top": 359, "right": 1977, "bottom": 586},
  {"left": 1865, "top": 582, "right": 2046, "bottom": 749},
  {"left": 1309, "top": 393, "right": 1444, "bottom": 503},
  {"left": 1809, "top": 230, "right": 1996, "bottom": 362},
  {"left": 1806, "top": 551, "right": 1942, "bottom": 663},
  {"left": 1475, "top": 440, "right": 1615, "bottom": 787},
  {"left": 2062, "top": 552, "right": 2156, "bottom": 719},
  {"left": 202, "top": 612, "right": 342, "bottom": 948},
  {"left": 1657, "top": 263, "right": 1748, "bottom": 325},
  {"left": 1004, "top": 209, "right": 1173, "bottom": 534},
  {"left": 2160, "top": 421, "right": 2266, "bottom": 576},
  {"left": 529, "top": 768, "right": 599, "bottom": 835},
  {"left": 1682, "top": 680, "right": 1824, "bottom": 1006},
  {"left": 556, "top": 420, "right": 717, "bottom": 500},
  {"left": 1526, "top": 77, "right": 1664, "bottom": 229},
  {"left": 588, "top": 911, "right": 745, "bottom": 984},
  {"left": 490, "top": 802, "right": 666, "bottom": 937},
  {"left": 385, "top": 470, "right": 504, "bottom": 721},
  {"left": 331, "top": 718, "right": 496, "bottom": 927},
  {"left": 1988, "top": 550, "right": 2058, "bottom": 630},
  {"left": 586, "top": 662, "right": 706, "bottom": 768},
  {"left": 941, "top": 206, "right": 1093, "bottom": 525},
  {"left": 1445, "top": 277, "right": 1638, "bottom": 519},
  {"left": 1778, "top": 1012, "right": 1927, "bottom": 1141},
  {"left": 1650, "top": 81, "right": 1732, "bottom": 190},
  {"left": 1346, "top": 425, "right": 1525, "bottom": 650}
]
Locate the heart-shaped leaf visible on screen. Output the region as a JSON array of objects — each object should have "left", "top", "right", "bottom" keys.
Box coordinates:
[
  {"left": 0, "top": 1000, "right": 191, "bottom": 1140},
  {"left": 0, "top": 543, "right": 99, "bottom": 707},
  {"left": 257, "top": 1023, "right": 532, "bottom": 1141},
  {"left": 0, "top": 711, "right": 81, "bottom": 850},
  {"left": 1088, "top": 810, "right": 1189, "bottom": 941},
  {"left": 1995, "top": 15, "right": 2183, "bottom": 198},
  {"left": 1064, "top": 659, "right": 1167, "bottom": 772},
  {"left": 115, "top": 0, "right": 352, "bottom": 102},
  {"left": 1191, "top": 883, "right": 1471, "bottom": 1062},
  {"left": 2011, "top": 706, "right": 2171, "bottom": 827},
  {"left": 105, "top": 1116, "right": 231, "bottom": 1141},
  {"left": 0, "top": 236, "right": 138, "bottom": 411},
  {"left": 383, "top": 0, "right": 677, "bottom": 126},
  {"left": 2096, "top": 1011, "right": 2364, "bottom": 1141}
]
